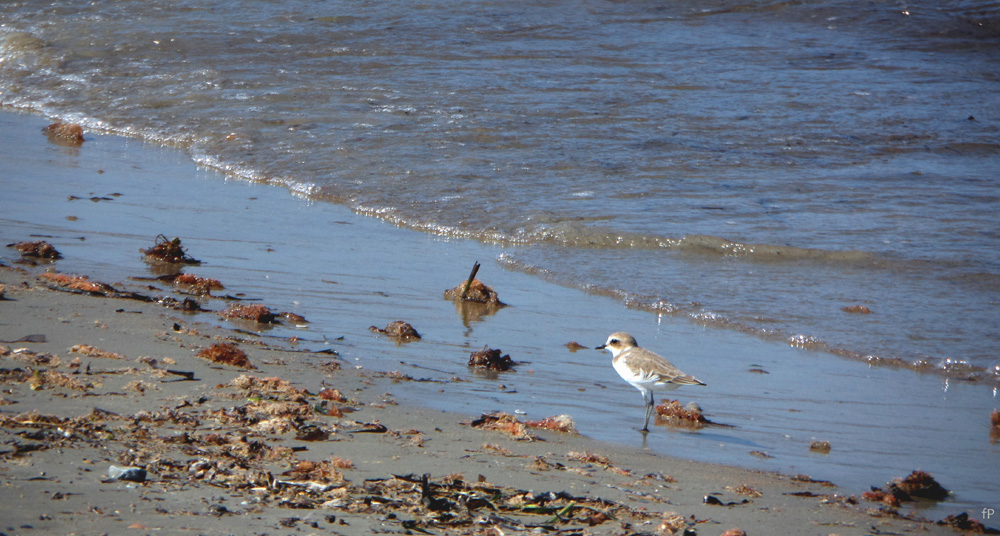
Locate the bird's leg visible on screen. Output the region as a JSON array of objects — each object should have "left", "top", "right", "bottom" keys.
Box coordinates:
[{"left": 641, "top": 391, "right": 653, "bottom": 432}]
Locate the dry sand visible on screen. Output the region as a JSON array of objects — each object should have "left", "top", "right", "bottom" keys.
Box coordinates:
[{"left": 0, "top": 261, "right": 973, "bottom": 536}]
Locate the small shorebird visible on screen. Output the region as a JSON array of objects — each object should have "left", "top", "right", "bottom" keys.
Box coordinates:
[{"left": 596, "top": 332, "right": 705, "bottom": 432}]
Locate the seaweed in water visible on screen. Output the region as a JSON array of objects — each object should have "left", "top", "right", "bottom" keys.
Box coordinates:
[
  {"left": 654, "top": 399, "right": 711, "bottom": 428},
  {"left": 42, "top": 122, "right": 85, "bottom": 146},
  {"left": 468, "top": 346, "right": 514, "bottom": 371},
  {"left": 142, "top": 235, "right": 201, "bottom": 264},
  {"left": 369, "top": 321, "right": 421, "bottom": 341},
  {"left": 7, "top": 241, "right": 62, "bottom": 259},
  {"left": 221, "top": 303, "right": 277, "bottom": 324}
]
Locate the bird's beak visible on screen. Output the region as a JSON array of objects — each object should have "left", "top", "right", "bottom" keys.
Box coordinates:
[{"left": 595, "top": 344, "right": 606, "bottom": 350}]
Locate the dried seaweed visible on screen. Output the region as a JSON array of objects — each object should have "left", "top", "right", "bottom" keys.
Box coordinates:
[
  {"left": 141, "top": 235, "right": 200, "bottom": 264},
  {"left": 70, "top": 344, "right": 126, "bottom": 360},
  {"left": 196, "top": 343, "right": 254, "bottom": 369},
  {"left": 37, "top": 272, "right": 151, "bottom": 301},
  {"left": 469, "top": 412, "right": 538, "bottom": 441},
  {"left": 38, "top": 272, "right": 116, "bottom": 294},
  {"left": 524, "top": 414, "right": 578, "bottom": 434}
]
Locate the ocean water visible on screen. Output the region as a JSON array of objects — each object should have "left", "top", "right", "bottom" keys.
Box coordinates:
[
  {"left": 1, "top": 0, "right": 999, "bottom": 516},
  {"left": 1, "top": 0, "right": 998, "bottom": 374}
]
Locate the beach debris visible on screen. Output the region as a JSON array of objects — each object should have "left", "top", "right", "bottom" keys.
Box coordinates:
[
  {"left": 221, "top": 303, "right": 277, "bottom": 323},
  {"left": 445, "top": 277, "right": 506, "bottom": 306},
  {"left": 318, "top": 387, "right": 346, "bottom": 402},
  {"left": 657, "top": 512, "right": 687, "bottom": 534},
  {"left": 141, "top": 235, "right": 201, "bottom": 264},
  {"left": 937, "top": 512, "right": 1000, "bottom": 534},
  {"left": 39, "top": 272, "right": 114, "bottom": 293},
  {"left": 0, "top": 334, "right": 46, "bottom": 343},
  {"left": 460, "top": 261, "right": 481, "bottom": 300},
  {"left": 566, "top": 451, "right": 631, "bottom": 476},
  {"left": 369, "top": 320, "right": 421, "bottom": 341},
  {"left": 37, "top": 272, "right": 151, "bottom": 301},
  {"left": 444, "top": 261, "right": 507, "bottom": 322},
  {"left": 468, "top": 346, "right": 515, "bottom": 371},
  {"left": 106, "top": 465, "right": 147, "bottom": 483},
  {"left": 894, "top": 470, "right": 949, "bottom": 500},
  {"left": 654, "top": 399, "right": 710, "bottom": 428},
  {"left": 863, "top": 470, "right": 949, "bottom": 506},
  {"left": 703, "top": 495, "right": 749, "bottom": 506},
  {"left": 7, "top": 240, "right": 62, "bottom": 259},
  {"left": 43, "top": 122, "right": 85, "bottom": 145},
  {"left": 727, "top": 484, "right": 762, "bottom": 498},
  {"left": 280, "top": 311, "right": 309, "bottom": 324},
  {"left": 70, "top": 344, "right": 126, "bottom": 360},
  {"left": 169, "top": 273, "right": 224, "bottom": 295},
  {"left": 68, "top": 193, "right": 118, "bottom": 202},
  {"left": 809, "top": 440, "right": 832, "bottom": 454},
  {"left": 565, "top": 341, "right": 587, "bottom": 352},
  {"left": 842, "top": 304, "right": 872, "bottom": 314},
  {"left": 470, "top": 412, "right": 537, "bottom": 440},
  {"left": 196, "top": 343, "right": 254, "bottom": 369},
  {"left": 29, "top": 369, "right": 91, "bottom": 391},
  {"left": 720, "top": 529, "right": 748, "bottom": 536},
  {"left": 524, "top": 414, "right": 578, "bottom": 434}
]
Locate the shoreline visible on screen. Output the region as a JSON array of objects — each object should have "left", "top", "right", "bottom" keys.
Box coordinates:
[
  {"left": 0, "top": 265, "right": 974, "bottom": 535},
  {"left": 0, "top": 109, "right": 995, "bottom": 533}
]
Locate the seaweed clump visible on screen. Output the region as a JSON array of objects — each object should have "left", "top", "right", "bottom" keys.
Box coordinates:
[
  {"left": 221, "top": 303, "right": 276, "bottom": 324},
  {"left": 196, "top": 343, "right": 254, "bottom": 369},
  {"left": 369, "top": 321, "right": 421, "bottom": 341},
  {"left": 470, "top": 412, "right": 536, "bottom": 440},
  {"left": 863, "top": 470, "right": 949, "bottom": 507},
  {"left": 7, "top": 241, "right": 62, "bottom": 259},
  {"left": 142, "top": 235, "right": 200, "bottom": 264},
  {"left": 444, "top": 279, "right": 505, "bottom": 306},
  {"left": 38, "top": 272, "right": 116, "bottom": 294},
  {"left": 172, "top": 273, "right": 225, "bottom": 295},
  {"left": 654, "top": 400, "right": 710, "bottom": 428},
  {"left": 43, "top": 122, "right": 85, "bottom": 145},
  {"left": 524, "top": 414, "right": 577, "bottom": 434},
  {"left": 468, "top": 346, "right": 514, "bottom": 371}
]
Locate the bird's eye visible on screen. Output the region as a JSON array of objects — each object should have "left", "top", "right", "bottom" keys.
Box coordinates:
[{"left": 610, "top": 339, "right": 618, "bottom": 344}]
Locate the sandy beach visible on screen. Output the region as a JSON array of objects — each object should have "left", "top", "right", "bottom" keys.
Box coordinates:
[
  {"left": 1, "top": 111, "right": 995, "bottom": 535},
  {"left": 0, "top": 261, "right": 975, "bottom": 536}
]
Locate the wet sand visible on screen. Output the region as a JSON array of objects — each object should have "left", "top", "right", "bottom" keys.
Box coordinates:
[
  {"left": 1, "top": 262, "right": 971, "bottom": 536},
  {"left": 0, "top": 111, "right": 993, "bottom": 534}
]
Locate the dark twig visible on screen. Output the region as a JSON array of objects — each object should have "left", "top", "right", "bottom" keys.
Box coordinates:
[{"left": 460, "top": 261, "right": 481, "bottom": 300}]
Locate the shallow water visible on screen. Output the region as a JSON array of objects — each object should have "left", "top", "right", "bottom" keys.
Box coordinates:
[
  {"left": 1, "top": 112, "right": 997, "bottom": 519},
  {"left": 1, "top": 0, "right": 999, "bottom": 374}
]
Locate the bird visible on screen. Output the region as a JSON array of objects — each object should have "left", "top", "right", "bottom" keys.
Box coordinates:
[{"left": 596, "top": 332, "right": 705, "bottom": 432}]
